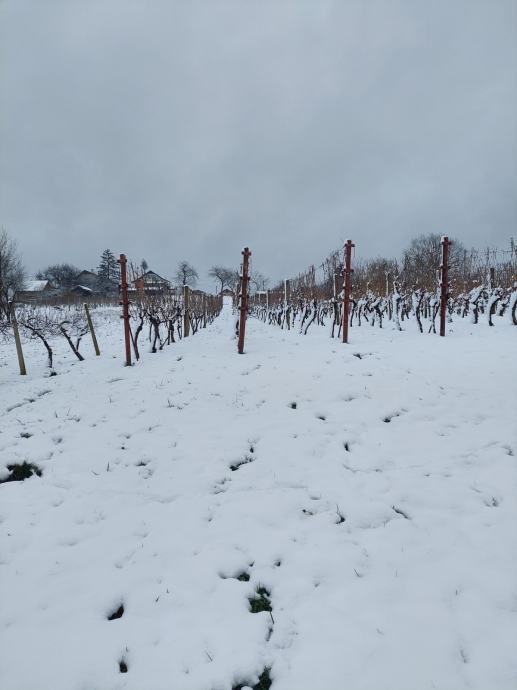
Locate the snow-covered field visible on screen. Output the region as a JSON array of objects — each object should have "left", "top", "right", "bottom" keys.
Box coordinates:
[{"left": 1, "top": 303, "right": 516, "bottom": 690}]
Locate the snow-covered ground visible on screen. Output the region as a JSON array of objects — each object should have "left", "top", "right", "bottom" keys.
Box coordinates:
[{"left": 1, "top": 303, "right": 516, "bottom": 690}]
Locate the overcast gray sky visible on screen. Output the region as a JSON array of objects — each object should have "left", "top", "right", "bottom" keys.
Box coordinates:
[{"left": 1, "top": 0, "right": 516, "bottom": 290}]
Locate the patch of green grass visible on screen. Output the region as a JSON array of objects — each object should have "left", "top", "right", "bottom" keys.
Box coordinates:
[
  {"left": 248, "top": 586, "right": 272, "bottom": 614},
  {"left": 230, "top": 455, "right": 254, "bottom": 471},
  {"left": 232, "top": 667, "right": 272, "bottom": 690},
  {"left": 0, "top": 462, "right": 42, "bottom": 484}
]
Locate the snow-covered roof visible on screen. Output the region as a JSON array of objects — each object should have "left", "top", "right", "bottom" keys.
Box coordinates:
[
  {"left": 74, "top": 285, "right": 93, "bottom": 292},
  {"left": 23, "top": 280, "right": 50, "bottom": 292},
  {"left": 134, "top": 270, "right": 170, "bottom": 284}
]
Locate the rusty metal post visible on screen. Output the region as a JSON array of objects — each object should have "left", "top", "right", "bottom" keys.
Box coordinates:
[
  {"left": 118, "top": 253, "right": 132, "bottom": 366},
  {"left": 11, "top": 305, "right": 27, "bottom": 375},
  {"left": 183, "top": 285, "right": 190, "bottom": 337},
  {"left": 439, "top": 236, "right": 451, "bottom": 337},
  {"left": 84, "top": 302, "right": 100, "bottom": 356},
  {"left": 342, "top": 239, "right": 354, "bottom": 344},
  {"left": 238, "top": 247, "right": 251, "bottom": 354},
  {"left": 284, "top": 279, "right": 291, "bottom": 329}
]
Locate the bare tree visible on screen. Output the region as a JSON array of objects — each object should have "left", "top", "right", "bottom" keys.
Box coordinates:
[
  {"left": 401, "top": 233, "right": 465, "bottom": 292},
  {"left": 0, "top": 228, "right": 26, "bottom": 320},
  {"left": 36, "top": 263, "right": 79, "bottom": 289},
  {"left": 208, "top": 266, "right": 235, "bottom": 294},
  {"left": 175, "top": 261, "right": 199, "bottom": 287},
  {"left": 250, "top": 271, "right": 269, "bottom": 292}
]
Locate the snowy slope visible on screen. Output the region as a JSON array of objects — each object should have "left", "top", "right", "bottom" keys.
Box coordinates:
[{"left": 1, "top": 304, "right": 516, "bottom": 690}]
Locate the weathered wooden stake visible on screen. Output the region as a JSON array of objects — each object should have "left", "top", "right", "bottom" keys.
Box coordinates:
[
  {"left": 118, "top": 253, "right": 132, "bottom": 366},
  {"left": 238, "top": 247, "right": 251, "bottom": 354},
  {"left": 11, "top": 305, "right": 27, "bottom": 375},
  {"left": 439, "top": 236, "right": 451, "bottom": 337},
  {"left": 183, "top": 285, "right": 190, "bottom": 337},
  {"left": 84, "top": 302, "right": 100, "bottom": 356},
  {"left": 342, "top": 239, "right": 354, "bottom": 344}
]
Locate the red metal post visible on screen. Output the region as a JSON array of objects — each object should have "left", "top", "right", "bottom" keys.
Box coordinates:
[
  {"left": 342, "top": 239, "right": 354, "bottom": 344},
  {"left": 118, "top": 253, "right": 132, "bottom": 366},
  {"left": 238, "top": 247, "right": 251, "bottom": 354},
  {"left": 439, "top": 236, "right": 451, "bottom": 337}
]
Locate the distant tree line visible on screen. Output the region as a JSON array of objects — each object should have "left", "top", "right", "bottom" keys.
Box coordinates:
[{"left": 272, "top": 233, "right": 516, "bottom": 298}]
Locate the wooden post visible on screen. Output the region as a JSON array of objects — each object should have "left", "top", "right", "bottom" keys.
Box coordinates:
[
  {"left": 342, "top": 239, "right": 354, "bottom": 344},
  {"left": 84, "top": 303, "right": 100, "bottom": 356},
  {"left": 11, "top": 305, "right": 27, "bottom": 375},
  {"left": 183, "top": 285, "right": 190, "bottom": 337},
  {"left": 118, "top": 253, "right": 132, "bottom": 366},
  {"left": 238, "top": 247, "right": 251, "bottom": 354},
  {"left": 439, "top": 236, "right": 451, "bottom": 337}
]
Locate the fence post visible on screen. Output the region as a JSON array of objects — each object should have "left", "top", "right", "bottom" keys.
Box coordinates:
[
  {"left": 84, "top": 302, "right": 100, "bottom": 356},
  {"left": 11, "top": 305, "right": 27, "bottom": 375},
  {"left": 439, "top": 236, "right": 451, "bottom": 337},
  {"left": 342, "top": 239, "right": 354, "bottom": 344},
  {"left": 118, "top": 253, "right": 132, "bottom": 366},
  {"left": 183, "top": 285, "right": 190, "bottom": 337},
  {"left": 238, "top": 247, "right": 251, "bottom": 354}
]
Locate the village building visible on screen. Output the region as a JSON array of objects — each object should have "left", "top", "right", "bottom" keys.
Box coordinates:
[
  {"left": 16, "top": 280, "right": 56, "bottom": 302},
  {"left": 131, "top": 270, "right": 171, "bottom": 293},
  {"left": 73, "top": 270, "right": 118, "bottom": 295}
]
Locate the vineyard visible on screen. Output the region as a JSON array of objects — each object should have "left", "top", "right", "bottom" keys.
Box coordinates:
[
  {"left": 0, "top": 242, "right": 516, "bottom": 690},
  {"left": 2, "top": 237, "right": 516, "bottom": 376},
  {"left": 249, "top": 238, "right": 517, "bottom": 341},
  {"left": 1, "top": 0, "right": 515, "bottom": 686},
  {"left": 3, "top": 257, "right": 222, "bottom": 375}
]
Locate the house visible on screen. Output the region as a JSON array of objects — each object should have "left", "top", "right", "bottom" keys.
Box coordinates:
[
  {"left": 16, "top": 280, "right": 55, "bottom": 302},
  {"left": 131, "top": 270, "right": 171, "bottom": 293},
  {"left": 73, "top": 270, "right": 118, "bottom": 295},
  {"left": 71, "top": 285, "right": 94, "bottom": 297}
]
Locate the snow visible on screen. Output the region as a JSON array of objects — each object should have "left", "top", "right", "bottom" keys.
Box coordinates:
[{"left": 1, "top": 303, "right": 516, "bottom": 690}]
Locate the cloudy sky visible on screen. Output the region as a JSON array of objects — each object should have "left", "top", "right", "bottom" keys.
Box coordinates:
[{"left": 1, "top": 0, "right": 516, "bottom": 289}]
